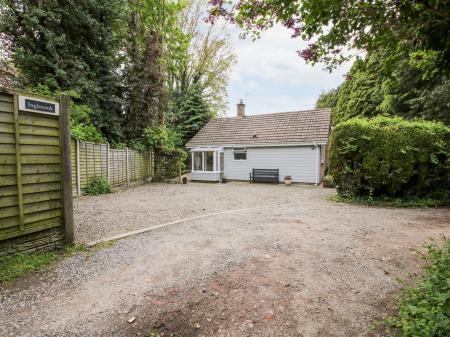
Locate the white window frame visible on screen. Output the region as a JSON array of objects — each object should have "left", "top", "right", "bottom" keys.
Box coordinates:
[
  {"left": 191, "top": 148, "right": 223, "bottom": 173},
  {"left": 193, "top": 151, "right": 203, "bottom": 171},
  {"left": 232, "top": 147, "right": 247, "bottom": 161}
]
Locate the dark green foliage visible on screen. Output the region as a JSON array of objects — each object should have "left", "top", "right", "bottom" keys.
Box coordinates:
[
  {"left": 333, "top": 55, "right": 384, "bottom": 125},
  {"left": 333, "top": 49, "right": 450, "bottom": 126},
  {"left": 139, "top": 125, "right": 181, "bottom": 151},
  {"left": 381, "top": 52, "right": 450, "bottom": 125},
  {"left": 386, "top": 238, "right": 450, "bottom": 336},
  {"left": 83, "top": 176, "right": 112, "bottom": 196},
  {"left": 27, "top": 84, "right": 105, "bottom": 143},
  {"left": 329, "top": 116, "right": 450, "bottom": 198},
  {"left": 70, "top": 103, "right": 106, "bottom": 143},
  {"left": 123, "top": 28, "right": 165, "bottom": 139},
  {"left": 171, "top": 84, "right": 212, "bottom": 145},
  {"left": 1, "top": 0, "right": 127, "bottom": 142},
  {"left": 1, "top": 1, "right": 233, "bottom": 145},
  {"left": 315, "top": 88, "right": 340, "bottom": 109}
]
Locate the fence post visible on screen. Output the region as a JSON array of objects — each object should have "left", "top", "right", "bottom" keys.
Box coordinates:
[
  {"left": 106, "top": 143, "right": 110, "bottom": 183},
  {"left": 60, "top": 94, "right": 74, "bottom": 244},
  {"left": 76, "top": 139, "right": 81, "bottom": 196},
  {"left": 12, "top": 93, "right": 24, "bottom": 231},
  {"left": 93, "top": 143, "right": 96, "bottom": 176},
  {"left": 126, "top": 148, "right": 129, "bottom": 186},
  {"left": 141, "top": 152, "right": 144, "bottom": 181},
  {"left": 85, "top": 142, "right": 88, "bottom": 184}
]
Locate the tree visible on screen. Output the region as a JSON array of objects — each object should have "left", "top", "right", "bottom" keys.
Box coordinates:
[
  {"left": 123, "top": 0, "right": 187, "bottom": 140},
  {"left": 315, "top": 88, "right": 339, "bottom": 109},
  {"left": 170, "top": 0, "right": 236, "bottom": 116},
  {"left": 208, "top": 1, "right": 449, "bottom": 125},
  {"left": 332, "top": 48, "right": 450, "bottom": 125},
  {"left": 333, "top": 54, "right": 384, "bottom": 125},
  {"left": 207, "top": 0, "right": 450, "bottom": 71},
  {"left": 173, "top": 84, "right": 212, "bottom": 144},
  {"left": 0, "top": 0, "right": 127, "bottom": 141}
]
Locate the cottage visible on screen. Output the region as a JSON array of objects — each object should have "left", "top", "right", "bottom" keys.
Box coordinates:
[{"left": 186, "top": 100, "right": 331, "bottom": 184}]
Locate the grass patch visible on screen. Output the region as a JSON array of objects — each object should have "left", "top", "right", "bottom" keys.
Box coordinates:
[
  {"left": 385, "top": 238, "right": 450, "bottom": 336},
  {"left": 0, "top": 252, "right": 58, "bottom": 283},
  {"left": 328, "top": 193, "right": 450, "bottom": 208},
  {"left": 0, "top": 241, "right": 114, "bottom": 284}
]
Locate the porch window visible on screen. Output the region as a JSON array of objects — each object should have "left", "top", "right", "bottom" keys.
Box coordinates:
[
  {"left": 192, "top": 150, "right": 221, "bottom": 172},
  {"left": 233, "top": 148, "right": 247, "bottom": 160},
  {"left": 193, "top": 152, "right": 202, "bottom": 171},
  {"left": 205, "top": 151, "right": 214, "bottom": 171}
]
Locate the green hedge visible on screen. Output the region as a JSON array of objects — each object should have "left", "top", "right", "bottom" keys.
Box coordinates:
[{"left": 329, "top": 116, "right": 450, "bottom": 198}]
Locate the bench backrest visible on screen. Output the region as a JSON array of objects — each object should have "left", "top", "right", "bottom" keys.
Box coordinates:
[{"left": 253, "top": 168, "right": 279, "bottom": 175}]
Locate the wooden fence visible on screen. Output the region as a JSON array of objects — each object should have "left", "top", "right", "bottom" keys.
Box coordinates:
[
  {"left": 0, "top": 88, "right": 73, "bottom": 253},
  {"left": 71, "top": 139, "right": 154, "bottom": 196}
]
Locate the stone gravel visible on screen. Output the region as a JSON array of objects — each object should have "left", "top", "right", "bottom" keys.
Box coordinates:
[
  {"left": 73, "top": 182, "right": 331, "bottom": 243},
  {"left": 0, "top": 182, "right": 449, "bottom": 336}
]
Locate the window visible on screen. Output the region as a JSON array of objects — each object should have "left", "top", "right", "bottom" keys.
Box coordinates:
[
  {"left": 193, "top": 151, "right": 216, "bottom": 171},
  {"left": 233, "top": 148, "right": 247, "bottom": 160},
  {"left": 205, "top": 151, "right": 214, "bottom": 171},
  {"left": 193, "top": 152, "right": 202, "bottom": 171}
]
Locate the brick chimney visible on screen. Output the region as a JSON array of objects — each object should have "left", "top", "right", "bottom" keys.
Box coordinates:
[{"left": 237, "top": 99, "right": 245, "bottom": 117}]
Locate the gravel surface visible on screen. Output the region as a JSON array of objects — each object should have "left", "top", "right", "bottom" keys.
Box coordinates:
[
  {"left": 73, "top": 182, "right": 332, "bottom": 243},
  {"left": 0, "top": 182, "right": 449, "bottom": 337}
]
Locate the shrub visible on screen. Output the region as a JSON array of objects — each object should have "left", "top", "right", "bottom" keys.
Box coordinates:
[
  {"left": 329, "top": 116, "right": 450, "bottom": 198},
  {"left": 83, "top": 176, "right": 112, "bottom": 195},
  {"left": 386, "top": 238, "right": 450, "bottom": 336}
]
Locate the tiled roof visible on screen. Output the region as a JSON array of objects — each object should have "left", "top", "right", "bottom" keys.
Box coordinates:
[{"left": 186, "top": 109, "right": 332, "bottom": 147}]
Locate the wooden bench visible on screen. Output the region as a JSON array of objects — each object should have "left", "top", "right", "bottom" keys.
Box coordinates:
[{"left": 249, "top": 168, "right": 279, "bottom": 184}]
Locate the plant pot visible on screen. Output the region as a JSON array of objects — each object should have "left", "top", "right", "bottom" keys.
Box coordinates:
[
  {"left": 322, "top": 175, "right": 334, "bottom": 188},
  {"left": 284, "top": 176, "right": 292, "bottom": 186},
  {"left": 182, "top": 177, "right": 188, "bottom": 184}
]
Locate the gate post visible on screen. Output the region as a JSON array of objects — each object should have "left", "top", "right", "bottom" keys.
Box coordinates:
[{"left": 60, "top": 94, "right": 74, "bottom": 244}]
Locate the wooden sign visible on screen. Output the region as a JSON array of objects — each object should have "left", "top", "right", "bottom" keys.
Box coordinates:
[{"left": 19, "top": 95, "right": 60, "bottom": 116}]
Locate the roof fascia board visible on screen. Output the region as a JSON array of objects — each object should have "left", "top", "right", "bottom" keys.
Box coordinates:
[{"left": 187, "top": 142, "right": 327, "bottom": 149}]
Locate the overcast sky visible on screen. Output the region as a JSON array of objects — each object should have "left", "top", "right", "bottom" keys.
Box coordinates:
[{"left": 224, "top": 25, "right": 353, "bottom": 117}]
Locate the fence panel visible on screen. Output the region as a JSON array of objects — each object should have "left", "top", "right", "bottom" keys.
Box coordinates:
[
  {"left": 71, "top": 141, "right": 154, "bottom": 195},
  {"left": 0, "top": 88, "right": 73, "bottom": 253},
  {"left": 110, "top": 149, "right": 127, "bottom": 187}
]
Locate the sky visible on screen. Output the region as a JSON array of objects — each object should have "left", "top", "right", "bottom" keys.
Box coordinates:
[{"left": 224, "top": 25, "right": 353, "bottom": 117}]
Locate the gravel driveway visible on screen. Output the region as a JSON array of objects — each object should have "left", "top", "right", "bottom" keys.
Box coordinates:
[
  {"left": 1, "top": 182, "right": 449, "bottom": 337},
  {"left": 73, "top": 182, "right": 333, "bottom": 243}
]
